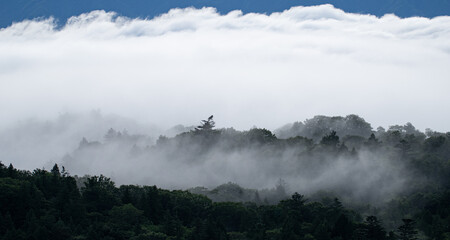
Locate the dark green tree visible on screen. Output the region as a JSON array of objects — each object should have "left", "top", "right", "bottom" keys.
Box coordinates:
[
  {"left": 320, "top": 131, "right": 340, "bottom": 148},
  {"left": 397, "top": 219, "right": 418, "bottom": 240},
  {"left": 245, "top": 128, "right": 277, "bottom": 144},
  {"left": 365, "top": 133, "right": 381, "bottom": 148},
  {"left": 331, "top": 214, "right": 353, "bottom": 239},
  {"left": 82, "top": 175, "right": 119, "bottom": 212},
  {"left": 195, "top": 115, "right": 215, "bottom": 131},
  {"left": 364, "top": 216, "right": 386, "bottom": 240},
  {"left": 51, "top": 164, "right": 60, "bottom": 177}
]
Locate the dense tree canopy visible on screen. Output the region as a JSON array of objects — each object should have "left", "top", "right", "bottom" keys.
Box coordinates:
[{"left": 1, "top": 115, "right": 450, "bottom": 239}]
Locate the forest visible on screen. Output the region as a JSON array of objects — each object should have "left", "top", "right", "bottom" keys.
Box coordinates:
[{"left": 1, "top": 114, "right": 449, "bottom": 240}]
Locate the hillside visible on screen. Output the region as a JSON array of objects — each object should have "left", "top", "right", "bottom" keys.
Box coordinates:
[{"left": 1, "top": 114, "right": 450, "bottom": 239}]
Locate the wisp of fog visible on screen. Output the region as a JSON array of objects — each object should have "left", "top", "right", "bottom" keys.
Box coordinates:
[{"left": 0, "top": 5, "right": 449, "bottom": 206}]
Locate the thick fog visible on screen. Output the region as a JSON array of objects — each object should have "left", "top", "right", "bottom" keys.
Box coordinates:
[
  {"left": 0, "top": 110, "right": 423, "bottom": 206},
  {"left": 0, "top": 111, "right": 163, "bottom": 170},
  {"left": 0, "top": 5, "right": 449, "bottom": 206},
  {"left": 0, "top": 5, "right": 449, "bottom": 132},
  {"left": 57, "top": 119, "right": 417, "bottom": 207}
]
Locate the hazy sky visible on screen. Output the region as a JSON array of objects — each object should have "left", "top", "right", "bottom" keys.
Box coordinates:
[{"left": 1, "top": 4, "right": 449, "bottom": 132}]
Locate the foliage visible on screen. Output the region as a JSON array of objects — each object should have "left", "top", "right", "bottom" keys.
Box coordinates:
[
  {"left": 1, "top": 115, "right": 450, "bottom": 240},
  {"left": 0, "top": 163, "right": 395, "bottom": 240}
]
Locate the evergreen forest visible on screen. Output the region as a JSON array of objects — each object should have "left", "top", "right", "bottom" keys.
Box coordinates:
[{"left": 1, "top": 115, "right": 449, "bottom": 240}]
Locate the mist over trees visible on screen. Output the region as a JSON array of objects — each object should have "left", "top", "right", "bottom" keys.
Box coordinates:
[
  {"left": 1, "top": 114, "right": 449, "bottom": 239},
  {"left": 0, "top": 111, "right": 193, "bottom": 170},
  {"left": 275, "top": 115, "right": 373, "bottom": 141},
  {"left": 58, "top": 114, "right": 448, "bottom": 205},
  {"left": 2, "top": 162, "right": 447, "bottom": 240}
]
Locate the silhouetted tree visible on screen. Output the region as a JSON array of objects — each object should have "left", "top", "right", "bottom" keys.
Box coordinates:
[
  {"left": 364, "top": 216, "right": 386, "bottom": 240},
  {"left": 397, "top": 219, "right": 418, "bottom": 240},
  {"left": 320, "top": 130, "right": 340, "bottom": 148},
  {"left": 365, "top": 133, "right": 381, "bottom": 148},
  {"left": 195, "top": 115, "right": 215, "bottom": 131},
  {"left": 51, "top": 164, "right": 60, "bottom": 177},
  {"left": 82, "top": 175, "right": 119, "bottom": 212}
]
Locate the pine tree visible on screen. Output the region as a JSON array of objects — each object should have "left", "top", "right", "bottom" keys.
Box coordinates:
[
  {"left": 195, "top": 115, "right": 215, "bottom": 131},
  {"left": 398, "top": 219, "right": 418, "bottom": 240},
  {"left": 364, "top": 216, "right": 386, "bottom": 240}
]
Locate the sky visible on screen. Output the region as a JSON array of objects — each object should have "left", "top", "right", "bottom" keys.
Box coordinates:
[{"left": 1, "top": 4, "right": 450, "bottom": 133}]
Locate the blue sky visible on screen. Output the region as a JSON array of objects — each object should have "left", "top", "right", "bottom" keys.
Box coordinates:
[{"left": 1, "top": 0, "right": 450, "bottom": 28}]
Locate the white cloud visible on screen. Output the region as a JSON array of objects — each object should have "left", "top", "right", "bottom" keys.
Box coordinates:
[{"left": 0, "top": 4, "right": 449, "bottom": 132}]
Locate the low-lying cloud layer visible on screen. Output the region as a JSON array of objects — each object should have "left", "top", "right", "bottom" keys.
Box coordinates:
[
  {"left": 0, "top": 5, "right": 449, "bottom": 132},
  {"left": 0, "top": 112, "right": 161, "bottom": 170},
  {"left": 60, "top": 123, "right": 414, "bottom": 206}
]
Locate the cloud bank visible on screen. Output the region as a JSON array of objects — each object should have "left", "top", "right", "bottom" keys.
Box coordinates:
[
  {"left": 1, "top": 4, "right": 450, "bottom": 133},
  {"left": 57, "top": 123, "right": 415, "bottom": 207}
]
